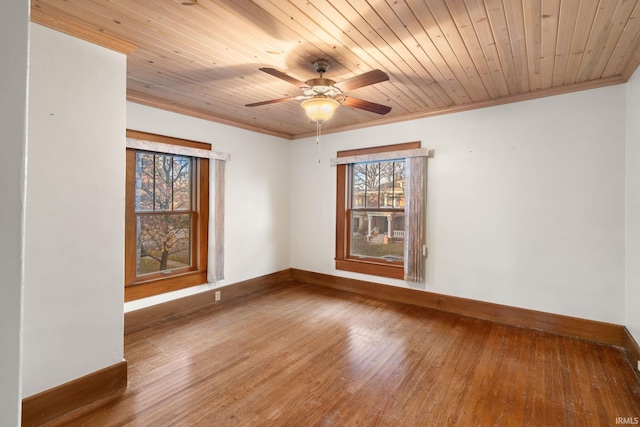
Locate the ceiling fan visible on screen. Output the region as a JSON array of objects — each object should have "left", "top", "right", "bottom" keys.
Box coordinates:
[{"left": 246, "top": 59, "right": 392, "bottom": 124}]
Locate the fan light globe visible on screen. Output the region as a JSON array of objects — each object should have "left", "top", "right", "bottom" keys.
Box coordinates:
[{"left": 301, "top": 97, "right": 340, "bottom": 124}]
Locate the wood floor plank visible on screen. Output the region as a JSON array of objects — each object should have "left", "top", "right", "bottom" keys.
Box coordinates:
[{"left": 48, "top": 282, "right": 640, "bottom": 426}]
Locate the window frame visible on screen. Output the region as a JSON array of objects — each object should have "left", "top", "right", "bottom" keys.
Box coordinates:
[
  {"left": 335, "top": 141, "right": 421, "bottom": 279},
  {"left": 124, "top": 130, "right": 209, "bottom": 301}
]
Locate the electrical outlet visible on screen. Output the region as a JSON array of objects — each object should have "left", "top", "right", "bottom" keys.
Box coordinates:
[
  {"left": 214, "top": 291, "right": 221, "bottom": 301},
  {"left": 637, "top": 360, "right": 640, "bottom": 371}
]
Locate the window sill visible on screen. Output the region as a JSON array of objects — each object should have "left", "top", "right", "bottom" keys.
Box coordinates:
[
  {"left": 335, "top": 258, "right": 404, "bottom": 280},
  {"left": 125, "top": 270, "right": 207, "bottom": 302}
]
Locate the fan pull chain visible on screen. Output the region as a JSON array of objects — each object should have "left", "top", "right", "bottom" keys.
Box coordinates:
[{"left": 316, "top": 122, "right": 322, "bottom": 163}]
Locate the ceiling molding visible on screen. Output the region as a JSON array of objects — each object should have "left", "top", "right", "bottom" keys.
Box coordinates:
[
  {"left": 294, "top": 76, "right": 627, "bottom": 140},
  {"left": 30, "top": 6, "right": 137, "bottom": 55},
  {"left": 130, "top": 75, "right": 625, "bottom": 141},
  {"left": 127, "top": 90, "right": 294, "bottom": 140}
]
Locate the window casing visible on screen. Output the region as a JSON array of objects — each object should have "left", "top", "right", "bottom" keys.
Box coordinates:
[
  {"left": 335, "top": 142, "right": 421, "bottom": 279},
  {"left": 125, "top": 130, "right": 209, "bottom": 301}
]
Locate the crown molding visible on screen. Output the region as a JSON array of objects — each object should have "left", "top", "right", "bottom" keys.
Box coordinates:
[{"left": 31, "top": 6, "right": 136, "bottom": 55}]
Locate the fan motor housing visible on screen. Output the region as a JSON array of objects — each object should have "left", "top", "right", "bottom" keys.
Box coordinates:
[{"left": 305, "top": 77, "right": 336, "bottom": 87}]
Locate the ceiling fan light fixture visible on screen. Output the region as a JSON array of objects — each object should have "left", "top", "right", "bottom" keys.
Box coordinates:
[{"left": 301, "top": 96, "right": 340, "bottom": 124}]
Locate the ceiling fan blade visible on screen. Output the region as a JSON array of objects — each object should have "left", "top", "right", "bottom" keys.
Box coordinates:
[
  {"left": 245, "top": 96, "right": 296, "bottom": 107},
  {"left": 259, "top": 68, "right": 307, "bottom": 88},
  {"left": 333, "top": 69, "right": 389, "bottom": 91},
  {"left": 342, "top": 97, "right": 392, "bottom": 115}
]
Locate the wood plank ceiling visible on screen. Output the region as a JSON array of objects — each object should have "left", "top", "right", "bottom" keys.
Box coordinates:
[{"left": 32, "top": 0, "right": 640, "bottom": 139}]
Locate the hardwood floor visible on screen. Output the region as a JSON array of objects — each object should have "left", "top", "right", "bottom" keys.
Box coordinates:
[{"left": 50, "top": 282, "right": 640, "bottom": 426}]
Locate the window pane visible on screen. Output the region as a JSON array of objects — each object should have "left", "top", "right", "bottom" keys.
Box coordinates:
[
  {"left": 154, "top": 155, "right": 173, "bottom": 211},
  {"left": 352, "top": 164, "right": 367, "bottom": 208},
  {"left": 350, "top": 211, "right": 405, "bottom": 261},
  {"left": 135, "top": 152, "right": 154, "bottom": 211},
  {"left": 172, "top": 156, "right": 191, "bottom": 210},
  {"left": 351, "top": 160, "right": 406, "bottom": 209},
  {"left": 393, "top": 161, "right": 405, "bottom": 207},
  {"left": 365, "top": 163, "right": 380, "bottom": 208},
  {"left": 379, "top": 162, "right": 394, "bottom": 208},
  {"left": 136, "top": 213, "right": 192, "bottom": 275}
]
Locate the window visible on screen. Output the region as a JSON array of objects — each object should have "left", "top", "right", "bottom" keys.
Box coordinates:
[
  {"left": 125, "top": 130, "right": 209, "bottom": 301},
  {"left": 334, "top": 142, "right": 427, "bottom": 281}
]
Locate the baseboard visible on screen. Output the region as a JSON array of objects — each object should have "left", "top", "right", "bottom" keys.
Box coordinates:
[
  {"left": 622, "top": 328, "right": 640, "bottom": 373},
  {"left": 21, "top": 361, "right": 127, "bottom": 427},
  {"left": 291, "top": 269, "right": 639, "bottom": 362},
  {"left": 125, "top": 268, "right": 293, "bottom": 334}
]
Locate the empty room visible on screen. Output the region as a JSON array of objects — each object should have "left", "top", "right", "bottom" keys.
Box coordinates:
[{"left": 2, "top": 1, "right": 640, "bottom": 426}]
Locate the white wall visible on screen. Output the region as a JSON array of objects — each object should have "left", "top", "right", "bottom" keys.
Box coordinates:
[
  {"left": 125, "top": 103, "right": 291, "bottom": 309},
  {"left": 291, "top": 85, "right": 627, "bottom": 325},
  {"left": 22, "top": 24, "right": 127, "bottom": 397},
  {"left": 626, "top": 72, "right": 640, "bottom": 345},
  {"left": 0, "top": 1, "right": 29, "bottom": 424}
]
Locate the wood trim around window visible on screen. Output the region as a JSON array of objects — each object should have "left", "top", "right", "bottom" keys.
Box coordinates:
[
  {"left": 124, "top": 132, "right": 210, "bottom": 302},
  {"left": 336, "top": 141, "right": 421, "bottom": 158},
  {"left": 126, "top": 129, "right": 211, "bottom": 151},
  {"left": 335, "top": 142, "right": 420, "bottom": 280}
]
